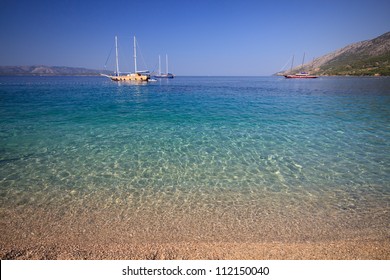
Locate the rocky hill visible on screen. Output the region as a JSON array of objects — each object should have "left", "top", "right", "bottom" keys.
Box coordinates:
[
  {"left": 0, "top": 65, "right": 111, "bottom": 76},
  {"left": 280, "top": 31, "right": 390, "bottom": 76}
]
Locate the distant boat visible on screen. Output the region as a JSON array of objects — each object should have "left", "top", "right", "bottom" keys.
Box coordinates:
[
  {"left": 102, "top": 36, "right": 150, "bottom": 82},
  {"left": 153, "top": 54, "right": 174, "bottom": 79},
  {"left": 284, "top": 53, "right": 317, "bottom": 79},
  {"left": 284, "top": 72, "right": 318, "bottom": 79}
]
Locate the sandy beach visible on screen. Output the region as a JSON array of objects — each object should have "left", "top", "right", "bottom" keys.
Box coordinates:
[
  {"left": 1, "top": 192, "right": 389, "bottom": 260},
  {"left": 1, "top": 240, "right": 389, "bottom": 260}
]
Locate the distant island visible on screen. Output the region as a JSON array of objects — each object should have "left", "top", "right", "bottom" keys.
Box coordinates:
[
  {"left": 0, "top": 65, "right": 111, "bottom": 76},
  {"left": 279, "top": 31, "right": 390, "bottom": 76}
]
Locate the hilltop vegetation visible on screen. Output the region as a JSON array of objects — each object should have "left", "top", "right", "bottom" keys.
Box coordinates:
[{"left": 318, "top": 52, "right": 390, "bottom": 76}]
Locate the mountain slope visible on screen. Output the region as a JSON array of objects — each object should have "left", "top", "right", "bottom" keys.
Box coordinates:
[
  {"left": 281, "top": 31, "right": 390, "bottom": 76},
  {"left": 0, "top": 65, "right": 111, "bottom": 76}
]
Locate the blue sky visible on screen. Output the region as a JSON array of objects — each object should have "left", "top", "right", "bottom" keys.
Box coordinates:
[{"left": 0, "top": 0, "right": 389, "bottom": 75}]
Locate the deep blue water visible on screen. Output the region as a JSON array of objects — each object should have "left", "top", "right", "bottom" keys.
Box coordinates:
[{"left": 0, "top": 76, "right": 389, "bottom": 241}]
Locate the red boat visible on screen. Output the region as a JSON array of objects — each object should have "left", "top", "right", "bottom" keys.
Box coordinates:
[
  {"left": 283, "top": 53, "right": 318, "bottom": 78},
  {"left": 284, "top": 72, "right": 318, "bottom": 79}
]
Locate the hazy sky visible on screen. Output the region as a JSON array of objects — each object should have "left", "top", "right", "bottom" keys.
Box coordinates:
[{"left": 0, "top": 0, "right": 389, "bottom": 75}]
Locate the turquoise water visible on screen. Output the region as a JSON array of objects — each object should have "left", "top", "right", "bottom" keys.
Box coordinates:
[{"left": 1, "top": 76, "right": 389, "bottom": 242}]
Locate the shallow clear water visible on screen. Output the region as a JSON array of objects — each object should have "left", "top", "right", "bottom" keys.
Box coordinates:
[{"left": 1, "top": 76, "right": 389, "bottom": 242}]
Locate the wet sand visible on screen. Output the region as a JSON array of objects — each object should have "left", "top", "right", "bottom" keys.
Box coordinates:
[
  {"left": 1, "top": 240, "right": 389, "bottom": 260},
  {"left": 1, "top": 193, "right": 389, "bottom": 260}
]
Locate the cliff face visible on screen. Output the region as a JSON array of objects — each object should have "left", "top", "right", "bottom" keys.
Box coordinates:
[
  {"left": 0, "top": 65, "right": 111, "bottom": 76},
  {"left": 281, "top": 31, "right": 390, "bottom": 76}
]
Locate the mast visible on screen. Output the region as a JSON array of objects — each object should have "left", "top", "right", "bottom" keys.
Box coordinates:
[
  {"left": 158, "top": 55, "right": 161, "bottom": 75},
  {"left": 133, "top": 36, "right": 137, "bottom": 73},
  {"left": 301, "top": 52, "right": 306, "bottom": 70},
  {"left": 165, "top": 54, "right": 168, "bottom": 74},
  {"left": 115, "top": 36, "right": 119, "bottom": 76},
  {"left": 290, "top": 55, "right": 295, "bottom": 73}
]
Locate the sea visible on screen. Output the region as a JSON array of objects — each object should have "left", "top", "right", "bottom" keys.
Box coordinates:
[{"left": 0, "top": 76, "right": 389, "bottom": 244}]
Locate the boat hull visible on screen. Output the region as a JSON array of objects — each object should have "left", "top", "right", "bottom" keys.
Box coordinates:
[
  {"left": 284, "top": 75, "right": 318, "bottom": 79},
  {"left": 108, "top": 73, "right": 149, "bottom": 82},
  {"left": 154, "top": 74, "right": 175, "bottom": 79}
]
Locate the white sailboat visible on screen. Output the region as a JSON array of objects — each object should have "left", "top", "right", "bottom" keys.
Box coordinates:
[
  {"left": 154, "top": 54, "right": 174, "bottom": 79},
  {"left": 102, "top": 36, "right": 150, "bottom": 82}
]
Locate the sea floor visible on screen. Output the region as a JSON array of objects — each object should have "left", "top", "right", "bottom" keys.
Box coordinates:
[{"left": 1, "top": 186, "right": 389, "bottom": 259}]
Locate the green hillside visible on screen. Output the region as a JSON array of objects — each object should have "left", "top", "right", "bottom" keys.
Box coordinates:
[
  {"left": 319, "top": 51, "right": 390, "bottom": 76},
  {"left": 280, "top": 31, "right": 390, "bottom": 76}
]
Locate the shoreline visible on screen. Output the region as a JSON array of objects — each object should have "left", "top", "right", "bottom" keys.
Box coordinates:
[
  {"left": 1, "top": 197, "right": 389, "bottom": 260},
  {"left": 1, "top": 240, "right": 389, "bottom": 260}
]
